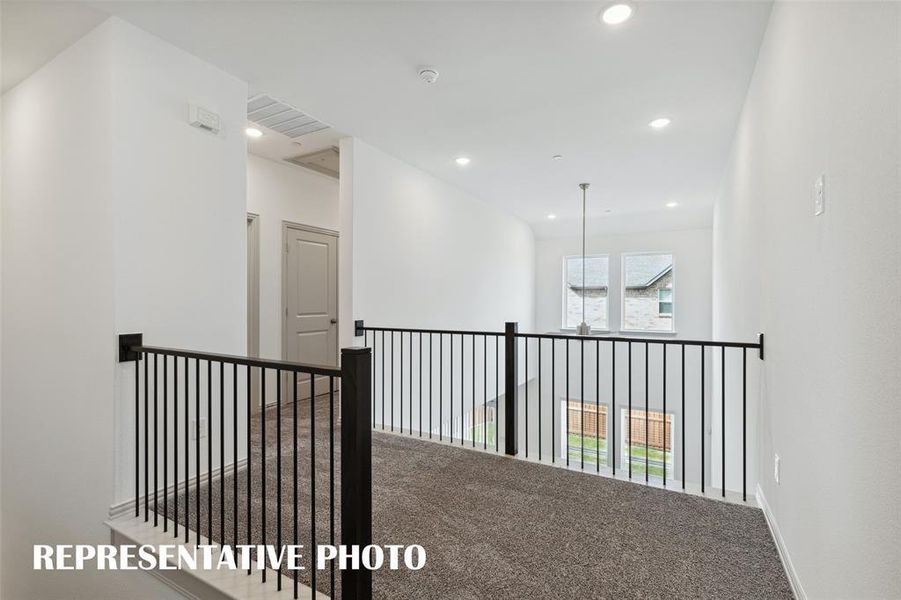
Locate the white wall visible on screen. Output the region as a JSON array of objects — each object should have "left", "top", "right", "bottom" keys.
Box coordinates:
[
  {"left": 347, "top": 138, "right": 534, "bottom": 436},
  {"left": 533, "top": 228, "right": 731, "bottom": 486},
  {"left": 713, "top": 3, "right": 901, "bottom": 598},
  {"left": 247, "top": 153, "right": 339, "bottom": 361},
  {"left": 350, "top": 138, "right": 534, "bottom": 332},
  {"left": 535, "top": 228, "right": 712, "bottom": 337},
  {"left": 2, "top": 17, "right": 247, "bottom": 598},
  {"left": 110, "top": 18, "right": 249, "bottom": 505}
]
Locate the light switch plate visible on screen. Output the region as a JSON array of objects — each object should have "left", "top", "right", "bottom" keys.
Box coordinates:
[{"left": 814, "top": 174, "right": 825, "bottom": 216}]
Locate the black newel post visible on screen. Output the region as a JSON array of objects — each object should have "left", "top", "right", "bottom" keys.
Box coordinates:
[
  {"left": 340, "top": 346, "right": 372, "bottom": 599},
  {"left": 504, "top": 322, "right": 518, "bottom": 456}
]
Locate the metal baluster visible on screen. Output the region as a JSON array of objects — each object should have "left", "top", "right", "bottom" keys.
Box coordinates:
[
  {"left": 459, "top": 334, "right": 464, "bottom": 445},
  {"left": 525, "top": 337, "right": 529, "bottom": 457},
  {"left": 400, "top": 332, "right": 403, "bottom": 434},
  {"left": 494, "top": 335, "right": 501, "bottom": 452},
  {"left": 329, "top": 376, "right": 336, "bottom": 597},
  {"left": 742, "top": 348, "right": 747, "bottom": 501},
  {"left": 185, "top": 357, "right": 190, "bottom": 543},
  {"left": 276, "top": 369, "right": 282, "bottom": 591},
  {"left": 195, "top": 359, "right": 200, "bottom": 546},
  {"left": 495, "top": 335, "right": 499, "bottom": 453},
  {"left": 293, "top": 372, "right": 299, "bottom": 599},
  {"left": 551, "top": 340, "right": 556, "bottom": 464},
  {"left": 628, "top": 342, "right": 632, "bottom": 480},
  {"left": 663, "top": 344, "right": 667, "bottom": 487},
  {"left": 645, "top": 343, "right": 649, "bottom": 483},
  {"left": 596, "top": 340, "right": 600, "bottom": 473},
  {"left": 261, "top": 367, "right": 266, "bottom": 582},
  {"left": 538, "top": 338, "right": 543, "bottom": 461},
  {"left": 419, "top": 332, "right": 423, "bottom": 437},
  {"left": 483, "top": 335, "right": 487, "bottom": 450},
  {"left": 392, "top": 332, "right": 395, "bottom": 432},
  {"left": 472, "top": 335, "right": 476, "bottom": 448},
  {"left": 174, "top": 356, "right": 178, "bottom": 537},
  {"left": 233, "top": 363, "right": 238, "bottom": 548},
  {"left": 429, "top": 333, "right": 433, "bottom": 439},
  {"left": 246, "top": 365, "right": 252, "bottom": 572},
  {"left": 163, "top": 356, "right": 168, "bottom": 531},
  {"left": 154, "top": 354, "right": 158, "bottom": 526},
  {"left": 611, "top": 342, "right": 616, "bottom": 477},
  {"left": 450, "top": 335, "right": 453, "bottom": 443},
  {"left": 440, "top": 334, "right": 444, "bottom": 441},
  {"left": 681, "top": 344, "right": 685, "bottom": 490},
  {"left": 135, "top": 355, "right": 141, "bottom": 518},
  {"left": 207, "top": 360, "right": 212, "bottom": 541},
  {"left": 381, "top": 331, "right": 385, "bottom": 430},
  {"left": 722, "top": 346, "right": 726, "bottom": 498},
  {"left": 701, "top": 347, "right": 706, "bottom": 495},
  {"left": 565, "top": 340, "right": 570, "bottom": 467},
  {"left": 220, "top": 362, "right": 225, "bottom": 542},
  {"left": 410, "top": 332, "right": 413, "bottom": 436},
  {"left": 310, "top": 376, "right": 317, "bottom": 596},
  {"left": 581, "top": 339, "right": 585, "bottom": 470}
]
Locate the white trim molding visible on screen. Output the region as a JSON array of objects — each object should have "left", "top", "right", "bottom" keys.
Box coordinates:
[
  {"left": 110, "top": 457, "right": 248, "bottom": 521},
  {"left": 756, "top": 484, "right": 806, "bottom": 600}
]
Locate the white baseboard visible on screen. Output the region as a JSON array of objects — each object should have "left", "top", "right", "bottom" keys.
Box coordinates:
[
  {"left": 756, "top": 484, "right": 806, "bottom": 600},
  {"left": 110, "top": 457, "right": 248, "bottom": 520},
  {"left": 107, "top": 514, "right": 322, "bottom": 599}
]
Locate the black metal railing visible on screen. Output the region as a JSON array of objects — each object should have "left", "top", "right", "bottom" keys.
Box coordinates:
[
  {"left": 354, "top": 322, "right": 506, "bottom": 451},
  {"left": 356, "top": 320, "right": 763, "bottom": 502},
  {"left": 119, "top": 334, "right": 372, "bottom": 599}
]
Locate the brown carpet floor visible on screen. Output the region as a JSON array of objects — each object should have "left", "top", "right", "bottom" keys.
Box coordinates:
[{"left": 168, "top": 396, "right": 792, "bottom": 599}]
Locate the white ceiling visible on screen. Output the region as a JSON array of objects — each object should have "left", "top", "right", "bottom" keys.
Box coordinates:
[{"left": 2, "top": 1, "right": 773, "bottom": 237}]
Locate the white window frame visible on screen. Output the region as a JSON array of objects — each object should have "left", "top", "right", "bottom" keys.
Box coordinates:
[
  {"left": 561, "top": 254, "right": 610, "bottom": 332},
  {"left": 619, "top": 407, "right": 677, "bottom": 480},
  {"left": 620, "top": 251, "right": 676, "bottom": 334},
  {"left": 657, "top": 286, "right": 673, "bottom": 317}
]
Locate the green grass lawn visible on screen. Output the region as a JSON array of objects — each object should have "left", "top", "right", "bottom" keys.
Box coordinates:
[
  {"left": 567, "top": 433, "right": 673, "bottom": 478},
  {"left": 469, "top": 422, "right": 497, "bottom": 446},
  {"left": 567, "top": 433, "right": 608, "bottom": 466}
]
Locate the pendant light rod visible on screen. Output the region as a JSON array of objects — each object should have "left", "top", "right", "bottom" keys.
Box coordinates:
[{"left": 577, "top": 183, "right": 591, "bottom": 336}]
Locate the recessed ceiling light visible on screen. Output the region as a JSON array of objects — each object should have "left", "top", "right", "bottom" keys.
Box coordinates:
[
  {"left": 601, "top": 3, "right": 633, "bottom": 25},
  {"left": 552, "top": 154, "right": 563, "bottom": 161},
  {"left": 245, "top": 127, "right": 263, "bottom": 139},
  {"left": 666, "top": 201, "right": 679, "bottom": 208},
  {"left": 649, "top": 117, "right": 671, "bottom": 129},
  {"left": 547, "top": 213, "right": 557, "bottom": 220},
  {"left": 455, "top": 156, "right": 471, "bottom": 166}
]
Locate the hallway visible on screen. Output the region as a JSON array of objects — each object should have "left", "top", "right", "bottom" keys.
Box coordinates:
[{"left": 176, "top": 395, "right": 792, "bottom": 599}]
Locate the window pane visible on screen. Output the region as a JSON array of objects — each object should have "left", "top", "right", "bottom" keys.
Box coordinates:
[
  {"left": 623, "top": 253, "right": 674, "bottom": 331},
  {"left": 565, "top": 256, "right": 608, "bottom": 329},
  {"left": 620, "top": 409, "right": 675, "bottom": 479},
  {"left": 566, "top": 401, "right": 608, "bottom": 466}
]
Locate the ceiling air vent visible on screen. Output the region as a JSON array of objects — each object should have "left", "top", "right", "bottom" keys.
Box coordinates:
[
  {"left": 284, "top": 147, "right": 340, "bottom": 178},
  {"left": 246, "top": 94, "right": 330, "bottom": 138}
]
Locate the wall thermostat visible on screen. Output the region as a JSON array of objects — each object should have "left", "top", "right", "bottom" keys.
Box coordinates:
[{"left": 188, "top": 103, "right": 221, "bottom": 134}]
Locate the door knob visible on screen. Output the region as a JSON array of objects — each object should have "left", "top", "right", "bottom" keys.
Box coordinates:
[{"left": 330, "top": 318, "right": 338, "bottom": 324}]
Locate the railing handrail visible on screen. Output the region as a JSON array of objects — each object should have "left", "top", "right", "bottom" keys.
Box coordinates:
[
  {"left": 357, "top": 325, "right": 504, "bottom": 337},
  {"left": 514, "top": 331, "right": 763, "bottom": 351},
  {"left": 356, "top": 321, "right": 763, "bottom": 357},
  {"left": 130, "top": 344, "right": 342, "bottom": 376}
]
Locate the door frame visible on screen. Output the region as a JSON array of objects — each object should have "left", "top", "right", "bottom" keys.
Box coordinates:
[
  {"left": 281, "top": 221, "right": 340, "bottom": 401},
  {"left": 247, "top": 213, "right": 261, "bottom": 409}
]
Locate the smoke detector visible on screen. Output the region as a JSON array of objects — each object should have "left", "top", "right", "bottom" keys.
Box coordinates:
[{"left": 418, "top": 66, "right": 439, "bottom": 84}]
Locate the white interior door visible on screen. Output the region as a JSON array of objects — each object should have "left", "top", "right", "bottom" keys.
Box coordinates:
[{"left": 283, "top": 223, "right": 338, "bottom": 400}]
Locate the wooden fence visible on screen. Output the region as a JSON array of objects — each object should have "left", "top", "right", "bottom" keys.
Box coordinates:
[{"left": 567, "top": 402, "right": 672, "bottom": 451}]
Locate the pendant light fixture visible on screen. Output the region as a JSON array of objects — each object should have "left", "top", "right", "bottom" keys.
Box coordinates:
[{"left": 577, "top": 183, "right": 592, "bottom": 336}]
